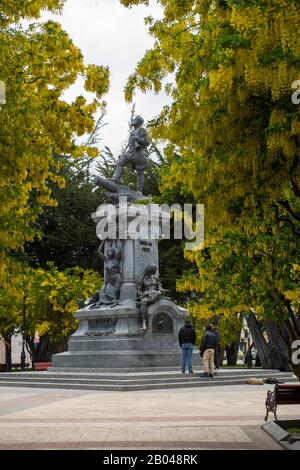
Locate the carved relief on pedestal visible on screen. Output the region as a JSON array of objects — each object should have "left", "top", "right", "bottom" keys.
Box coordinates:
[
  {"left": 85, "top": 318, "right": 117, "bottom": 336},
  {"left": 152, "top": 312, "right": 173, "bottom": 334}
]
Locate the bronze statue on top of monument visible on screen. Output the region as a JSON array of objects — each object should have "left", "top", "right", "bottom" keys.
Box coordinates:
[
  {"left": 112, "top": 115, "right": 150, "bottom": 194},
  {"left": 94, "top": 115, "right": 150, "bottom": 202}
]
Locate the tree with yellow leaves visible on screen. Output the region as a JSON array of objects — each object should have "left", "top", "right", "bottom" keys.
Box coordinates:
[
  {"left": 0, "top": 260, "right": 101, "bottom": 367},
  {"left": 121, "top": 0, "right": 300, "bottom": 378},
  {"left": 0, "top": 1, "right": 109, "bottom": 268},
  {"left": 0, "top": 2, "right": 109, "bottom": 368}
]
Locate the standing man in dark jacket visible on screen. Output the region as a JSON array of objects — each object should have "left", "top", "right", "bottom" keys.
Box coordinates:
[
  {"left": 178, "top": 320, "right": 196, "bottom": 373},
  {"left": 200, "top": 325, "right": 218, "bottom": 378},
  {"left": 210, "top": 321, "right": 220, "bottom": 372}
]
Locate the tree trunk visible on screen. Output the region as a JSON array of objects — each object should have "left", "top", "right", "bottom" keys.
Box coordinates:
[
  {"left": 255, "top": 353, "right": 261, "bottom": 367},
  {"left": 218, "top": 347, "right": 225, "bottom": 367},
  {"left": 4, "top": 335, "right": 12, "bottom": 372},
  {"left": 264, "top": 319, "right": 290, "bottom": 371},
  {"left": 25, "top": 336, "right": 35, "bottom": 370},
  {"left": 225, "top": 342, "right": 239, "bottom": 366},
  {"left": 37, "top": 336, "right": 53, "bottom": 362},
  {"left": 225, "top": 324, "right": 241, "bottom": 366},
  {"left": 247, "top": 312, "right": 274, "bottom": 368},
  {"left": 247, "top": 311, "right": 300, "bottom": 375}
]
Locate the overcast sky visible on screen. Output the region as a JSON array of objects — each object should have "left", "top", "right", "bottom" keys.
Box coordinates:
[{"left": 42, "top": 0, "right": 170, "bottom": 156}]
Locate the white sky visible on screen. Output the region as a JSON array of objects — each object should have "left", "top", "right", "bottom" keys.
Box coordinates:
[{"left": 41, "top": 0, "right": 170, "bottom": 155}]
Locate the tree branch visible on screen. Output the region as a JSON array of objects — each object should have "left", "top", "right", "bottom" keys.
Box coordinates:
[
  {"left": 278, "top": 199, "right": 300, "bottom": 222},
  {"left": 272, "top": 203, "right": 300, "bottom": 235},
  {"left": 289, "top": 152, "right": 300, "bottom": 199}
]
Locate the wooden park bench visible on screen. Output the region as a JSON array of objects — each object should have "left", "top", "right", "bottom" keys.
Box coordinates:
[
  {"left": 265, "top": 383, "right": 300, "bottom": 421},
  {"left": 34, "top": 362, "right": 52, "bottom": 371}
]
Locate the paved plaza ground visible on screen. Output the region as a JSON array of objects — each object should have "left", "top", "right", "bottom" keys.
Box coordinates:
[{"left": 0, "top": 383, "right": 299, "bottom": 450}]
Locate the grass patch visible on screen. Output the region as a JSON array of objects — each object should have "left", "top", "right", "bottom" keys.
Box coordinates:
[{"left": 288, "top": 427, "right": 300, "bottom": 434}]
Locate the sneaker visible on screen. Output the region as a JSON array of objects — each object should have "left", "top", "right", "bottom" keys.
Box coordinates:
[
  {"left": 182, "top": 370, "right": 186, "bottom": 373},
  {"left": 209, "top": 373, "right": 214, "bottom": 378},
  {"left": 189, "top": 370, "right": 194, "bottom": 374},
  {"left": 201, "top": 372, "right": 209, "bottom": 377}
]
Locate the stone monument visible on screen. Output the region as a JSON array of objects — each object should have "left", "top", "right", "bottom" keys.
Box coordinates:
[{"left": 52, "top": 115, "right": 187, "bottom": 370}]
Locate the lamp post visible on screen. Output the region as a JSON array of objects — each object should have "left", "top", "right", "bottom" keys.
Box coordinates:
[{"left": 20, "top": 292, "right": 27, "bottom": 371}]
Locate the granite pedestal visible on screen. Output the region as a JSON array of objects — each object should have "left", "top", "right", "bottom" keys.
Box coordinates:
[{"left": 52, "top": 194, "right": 188, "bottom": 370}]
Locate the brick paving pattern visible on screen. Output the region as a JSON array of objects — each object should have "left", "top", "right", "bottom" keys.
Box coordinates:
[{"left": 0, "top": 384, "right": 298, "bottom": 449}]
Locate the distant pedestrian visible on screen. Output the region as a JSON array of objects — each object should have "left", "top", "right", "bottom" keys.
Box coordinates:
[
  {"left": 244, "top": 343, "right": 254, "bottom": 368},
  {"left": 210, "top": 321, "right": 220, "bottom": 372},
  {"left": 199, "top": 325, "right": 218, "bottom": 378},
  {"left": 178, "top": 320, "right": 196, "bottom": 373}
]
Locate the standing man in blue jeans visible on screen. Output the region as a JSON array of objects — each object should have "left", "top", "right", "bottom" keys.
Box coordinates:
[{"left": 178, "top": 319, "right": 196, "bottom": 373}]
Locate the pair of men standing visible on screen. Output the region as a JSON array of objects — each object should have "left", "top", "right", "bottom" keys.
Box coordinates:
[{"left": 178, "top": 320, "right": 219, "bottom": 376}]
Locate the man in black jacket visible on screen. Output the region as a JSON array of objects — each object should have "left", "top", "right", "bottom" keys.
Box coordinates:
[
  {"left": 178, "top": 320, "right": 196, "bottom": 373},
  {"left": 199, "top": 325, "right": 218, "bottom": 378},
  {"left": 210, "top": 321, "right": 220, "bottom": 372}
]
